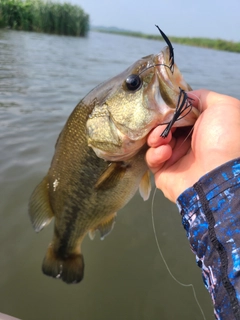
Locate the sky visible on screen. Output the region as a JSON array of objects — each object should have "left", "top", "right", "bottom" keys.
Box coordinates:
[{"left": 59, "top": 0, "right": 240, "bottom": 42}]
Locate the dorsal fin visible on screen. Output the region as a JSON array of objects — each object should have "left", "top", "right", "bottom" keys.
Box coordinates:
[
  {"left": 139, "top": 170, "right": 152, "bottom": 201},
  {"left": 29, "top": 176, "right": 54, "bottom": 232}
]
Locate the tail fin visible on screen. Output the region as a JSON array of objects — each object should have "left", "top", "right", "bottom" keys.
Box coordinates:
[{"left": 42, "top": 245, "right": 84, "bottom": 284}]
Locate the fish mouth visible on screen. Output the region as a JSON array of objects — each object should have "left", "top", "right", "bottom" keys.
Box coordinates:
[
  {"left": 154, "top": 47, "right": 200, "bottom": 128},
  {"left": 87, "top": 46, "right": 199, "bottom": 163},
  {"left": 156, "top": 47, "right": 175, "bottom": 91},
  {"left": 155, "top": 46, "right": 192, "bottom": 98}
]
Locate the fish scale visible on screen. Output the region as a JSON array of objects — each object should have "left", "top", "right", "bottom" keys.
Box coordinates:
[{"left": 29, "top": 39, "right": 199, "bottom": 284}]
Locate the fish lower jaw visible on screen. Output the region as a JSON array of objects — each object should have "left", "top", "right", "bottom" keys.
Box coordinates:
[
  {"left": 174, "top": 107, "right": 200, "bottom": 127},
  {"left": 90, "top": 139, "right": 147, "bottom": 162},
  {"left": 160, "top": 106, "right": 200, "bottom": 128}
]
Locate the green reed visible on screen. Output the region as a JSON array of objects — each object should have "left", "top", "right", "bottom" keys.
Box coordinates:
[
  {"left": 93, "top": 29, "right": 240, "bottom": 54},
  {"left": 0, "top": 0, "right": 89, "bottom": 36}
]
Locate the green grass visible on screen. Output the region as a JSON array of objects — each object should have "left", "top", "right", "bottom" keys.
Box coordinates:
[
  {"left": 0, "top": 0, "right": 89, "bottom": 36},
  {"left": 93, "top": 28, "right": 240, "bottom": 54}
]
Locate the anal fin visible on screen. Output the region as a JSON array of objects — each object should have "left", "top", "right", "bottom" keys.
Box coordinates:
[
  {"left": 88, "top": 230, "right": 96, "bottom": 240},
  {"left": 89, "top": 212, "right": 116, "bottom": 240}
]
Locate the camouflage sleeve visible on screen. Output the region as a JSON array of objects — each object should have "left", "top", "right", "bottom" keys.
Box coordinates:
[{"left": 176, "top": 158, "right": 240, "bottom": 320}]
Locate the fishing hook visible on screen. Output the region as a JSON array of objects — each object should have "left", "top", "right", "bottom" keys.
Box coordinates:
[{"left": 155, "top": 26, "right": 174, "bottom": 73}]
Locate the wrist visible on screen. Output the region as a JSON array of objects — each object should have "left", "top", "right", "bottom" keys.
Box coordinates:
[{"left": 177, "top": 157, "right": 240, "bottom": 202}]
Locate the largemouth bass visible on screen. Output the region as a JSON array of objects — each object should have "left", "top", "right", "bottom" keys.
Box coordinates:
[{"left": 29, "top": 37, "right": 199, "bottom": 284}]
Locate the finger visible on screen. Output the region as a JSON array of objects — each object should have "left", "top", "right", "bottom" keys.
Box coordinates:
[
  {"left": 153, "top": 138, "right": 192, "bottom": 203},
  {"left": 145, "top": 144, "right": 172, "bottom": 174},
  {"left": 147, "top": 125, "right": 172, "bottom": 147},
  {"left": 161, "top": 136, "right": 191, "bottom": 170},
  {"left": 188, "top": 89, "right": 240, "bottom": 113}
]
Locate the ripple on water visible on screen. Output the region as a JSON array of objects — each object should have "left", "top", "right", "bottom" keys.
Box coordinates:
[{"left": 0, "top": 29, "right": 238, "bottom": 320}]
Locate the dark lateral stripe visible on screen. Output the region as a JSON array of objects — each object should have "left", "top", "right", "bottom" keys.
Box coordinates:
[
  {"left": 194, "top": 182, "right": 240, "bottom": 320},
  {"left": 58, "top": 204, "right": 80, "bottom": 256}
]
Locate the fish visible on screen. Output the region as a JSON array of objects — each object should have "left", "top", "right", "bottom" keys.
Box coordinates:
[{"left": 29, "top": 31, "right": 199, "bottom": 284}]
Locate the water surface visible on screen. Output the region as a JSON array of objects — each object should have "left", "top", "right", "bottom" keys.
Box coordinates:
[{"left": 1, "top": 30, "right": 240, "bottom": 320}]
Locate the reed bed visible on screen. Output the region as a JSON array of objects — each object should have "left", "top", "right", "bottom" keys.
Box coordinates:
[
  {"left": 0, "top": 0, "right": 89, "bottom": 36},
  {"left": 93, "top": 29, "right": 240, "bottom": 54}
]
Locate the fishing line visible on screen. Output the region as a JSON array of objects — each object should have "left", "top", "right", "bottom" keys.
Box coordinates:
[
  {"left": 177, "top": 92, "right": 203, "bottom": 146},
  {"left": 138, "top": 62, "right": 174, "bottom": 77},
  {"left": 150, "top": 29, "right": 205, "bottom": 317},
  {"left": 151, "top": 187, "right": 206, "bottom": 320},
  {"left": 189, "top": 91, "right": 203, "bottom": 114}
]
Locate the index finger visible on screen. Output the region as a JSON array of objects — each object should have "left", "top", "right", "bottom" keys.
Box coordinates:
[
  {"left": 147, "top": 125, "right": 172, "bottom": 147},
  {"left": 188, "top": 89, "right": 240, "bottom": 112}
]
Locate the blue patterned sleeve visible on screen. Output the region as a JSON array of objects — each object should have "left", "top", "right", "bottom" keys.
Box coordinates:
[{"left": 177, "top": 158, "right": 240, "bottom": 320}]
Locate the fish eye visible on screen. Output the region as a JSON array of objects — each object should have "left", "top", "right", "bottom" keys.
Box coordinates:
[{"left": 125, "top": 74, "right": 142, "bottom": 91}]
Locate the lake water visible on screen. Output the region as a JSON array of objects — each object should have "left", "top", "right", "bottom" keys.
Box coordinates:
[{"left": 1, "top": 30, "right": 240, "bottom": 320}]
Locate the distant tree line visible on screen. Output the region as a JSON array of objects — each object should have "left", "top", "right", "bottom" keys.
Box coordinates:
[
  {"left": 0, "top": 0, "right": 89, "bottom": 36},
  {"left": 93, "top": 28, "right": 240, "bottom": 54}
]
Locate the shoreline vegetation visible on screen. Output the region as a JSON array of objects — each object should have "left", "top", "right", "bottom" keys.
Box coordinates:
[
  {"left": 0, "top": 1, "right": 239, "bottom": 54},
  {"left": 0, "top": 0, "right": 89, "bottom": 36},
  {"left": 92, "top": 28, "right": 240, "bottom": 54}
]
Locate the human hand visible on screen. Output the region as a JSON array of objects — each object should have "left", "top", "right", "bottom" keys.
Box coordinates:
[{"left": 146, "top": 89, "right": 240, "bottom": 202}]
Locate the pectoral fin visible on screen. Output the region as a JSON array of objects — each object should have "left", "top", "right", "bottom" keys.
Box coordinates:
[
  {"left": 139, "top": 170, "right": 151, "bottom": 201},
  {"left": 89, "top": 213, "right": 116, "bottom": 240},
  {"left": 94, "top": 162, "right": 126, "bottom": 190},
  {"left": 29, "top": 176, "right": 54, "bottom": 232}
]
